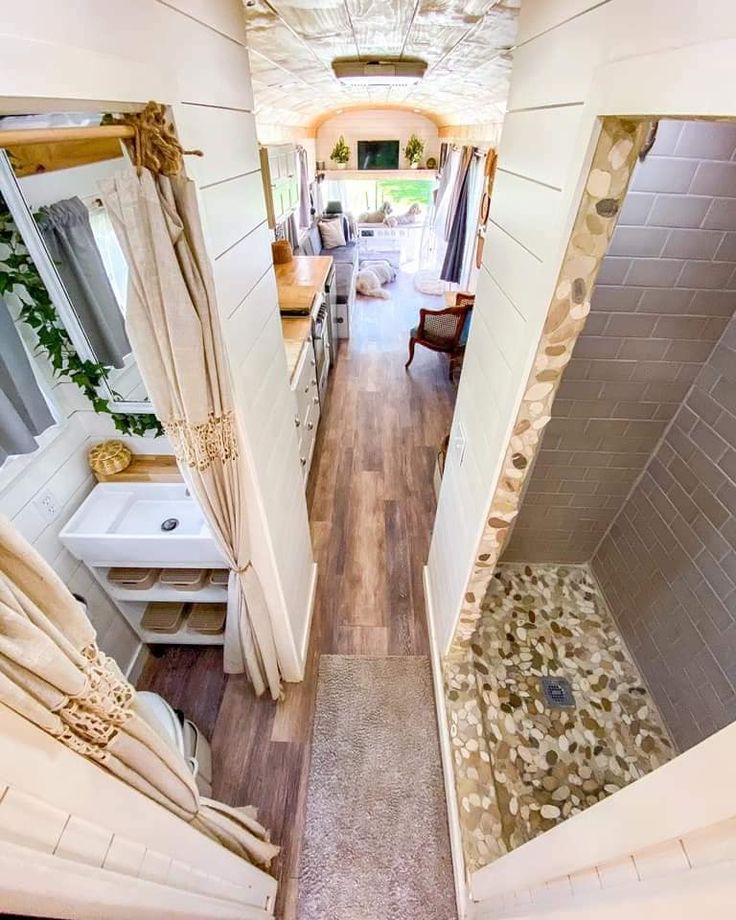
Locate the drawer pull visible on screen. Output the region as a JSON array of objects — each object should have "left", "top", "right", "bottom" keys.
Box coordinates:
[
  {"left": 304, "top": 385, "right": 310, "bottom": 393},
  {"left": 313, "top": 396, "right": 319, "bottom": 405},
  {"left": 310, "top": 358, "right": 316, "bottom": 367},
  {"left": 294, "top": 416, "right": 300, "bottom": 428},
  {"left": 307, "top": 422, "right": 314, "bottom": 431},
  {"left": 300, "top": 457, "right": 307, "bottom": 467}
]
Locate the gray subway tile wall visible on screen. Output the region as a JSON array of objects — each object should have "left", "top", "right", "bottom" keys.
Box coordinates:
[
  {"left": 504, "top": 119, "right": 736, "bottom": 566},
  {"left": 502, "top": 119, "right": 736, "bottom": 750},
  {"left": 594, "top": 310, "right": 736, "bottom": 751}
]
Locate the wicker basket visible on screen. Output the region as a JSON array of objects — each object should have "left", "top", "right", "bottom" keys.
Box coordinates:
[{"left": 88, "top": 440, "right": 132, "bottom": 478}]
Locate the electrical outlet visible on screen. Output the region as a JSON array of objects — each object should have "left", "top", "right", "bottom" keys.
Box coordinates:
[
  {"left": 453, "top": 422, "right": 467, "bottom": 467},
  {"left": 33, "top": 489, "right": 60, "bottom": 522}
]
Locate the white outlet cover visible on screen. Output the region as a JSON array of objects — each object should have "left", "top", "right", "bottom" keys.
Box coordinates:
[
  {"left": 453, "top": 422, "right": 467, "bottom": 466},
  {"left": 33, "top": 489, "right": 60, "bottom": 522}
]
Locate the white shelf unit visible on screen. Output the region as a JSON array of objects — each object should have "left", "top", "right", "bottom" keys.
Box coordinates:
[{"left": 86, "top": 562, "right": 228, "bottom": 646}]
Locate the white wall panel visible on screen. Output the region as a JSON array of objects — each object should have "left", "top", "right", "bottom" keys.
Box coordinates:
[
  {"left": 489, "top": 170, "right": 564, "bottom": 264},
  {"left": 496, "top": 106, "right": 584, "bottom": 190},
  {"left": 174, "top": 105, "right": 260, "bottom": 187},
  {"left": 507, "top": 3, "right": 611, "bottom": 112},
  {"left": 162, "top": 0, "right": 247, "bottom": 44},
  {"left": 515, "top": 0, "right": 607, "bottom": 46},
  {"left": 214, "top": 221, "right": 273, "bottom": 319},
  {"left": 199, "top": 170, "right": 267, "bottom": 258},
  {"left": 481, "top": 221, "right": 545, "bottom": 322}
]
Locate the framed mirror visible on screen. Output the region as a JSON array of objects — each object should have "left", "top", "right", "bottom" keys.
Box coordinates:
[{"left": 0, "top": 142, "right": 151, "bottom": 415}]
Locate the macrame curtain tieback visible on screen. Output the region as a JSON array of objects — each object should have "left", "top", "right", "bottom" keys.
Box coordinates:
[
  {"left": 232, "top": 562, "right": 253, "bottom": 575},
  {"left": 109, "top": 101, "right": 203, "bottom": 176}
]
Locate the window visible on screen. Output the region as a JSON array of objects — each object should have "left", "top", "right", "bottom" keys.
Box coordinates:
[{"left": 325, "top": 178, "right": 435, "bottom": 220}]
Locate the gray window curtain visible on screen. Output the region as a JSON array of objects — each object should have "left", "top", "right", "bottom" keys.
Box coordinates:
[
  {"left": 38, "top": 197, "right": 131, "bottom": 369},
  {"left": 297, "top": 145, "right": 311, "bottom": 228},
  {"left": 0, "top": 297, "right": 54, "bottom": 464},
  {"left": 441, "top": 147, "right": 475, "bottom": 284}
]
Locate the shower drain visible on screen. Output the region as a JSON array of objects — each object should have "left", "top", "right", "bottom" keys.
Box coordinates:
[{"left": 539, "top": 676, "right": 576, "bottom": 709}]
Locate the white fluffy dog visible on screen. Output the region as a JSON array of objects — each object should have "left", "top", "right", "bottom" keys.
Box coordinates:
[{"left": 355, "top": 258, "right": 396, "bottom": 299}]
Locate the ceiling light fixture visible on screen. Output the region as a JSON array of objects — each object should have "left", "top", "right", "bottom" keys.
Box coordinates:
[{"left": 332, "top": 59, "right": 427, "bottom": 86}]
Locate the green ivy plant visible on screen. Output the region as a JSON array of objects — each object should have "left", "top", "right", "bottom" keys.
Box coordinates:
[{"left": 0, "top": 197, "right": 162, "bottom": 438}]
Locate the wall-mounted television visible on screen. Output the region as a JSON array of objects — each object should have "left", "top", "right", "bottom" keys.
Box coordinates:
[{"left": 357, "top": 140, "right": 400, "bottom": 170}]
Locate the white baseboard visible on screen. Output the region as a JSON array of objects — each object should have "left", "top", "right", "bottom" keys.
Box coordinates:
[
  {"left": 297, "top": 561, "right": 319, "bottom": 679},
  {"left": 125, "top": 642, "right": 150, "bottom": 685},
  {"left": 424, "top": 565, "right": 468, "bottom": 919}
]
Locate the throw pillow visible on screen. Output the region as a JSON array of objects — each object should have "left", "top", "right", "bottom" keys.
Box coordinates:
[{"left": 318, "top": 217, "right": 346, "bottom": 249}]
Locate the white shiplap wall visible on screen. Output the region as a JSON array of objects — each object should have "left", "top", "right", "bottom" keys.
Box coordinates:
[
  {"left": 0, "top": 0, "right": 314, "bottom": 678},
  {"left": 428, "top": 0, "right": 736, "bottom": 651}
]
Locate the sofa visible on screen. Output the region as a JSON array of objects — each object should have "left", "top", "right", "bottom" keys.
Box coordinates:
[{"left": 299, "top": 217, "right": 358, "bottom": 338}]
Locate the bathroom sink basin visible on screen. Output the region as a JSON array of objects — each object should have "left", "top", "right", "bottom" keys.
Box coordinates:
[{"left": 60, "top": 483, "right": 226, "bottom": 567}]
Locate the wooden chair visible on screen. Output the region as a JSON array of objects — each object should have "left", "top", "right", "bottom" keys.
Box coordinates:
[{"left": 405, "top": 294, "right": 474, "bottom": 381}]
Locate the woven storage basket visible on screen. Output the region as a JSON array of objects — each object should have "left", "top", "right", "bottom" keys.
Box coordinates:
[{"left": 88, "top": 440, "right": 132, "bottom": 477}]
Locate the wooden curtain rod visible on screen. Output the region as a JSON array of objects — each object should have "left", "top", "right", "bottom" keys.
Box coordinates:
[{"left": 0, "top": 125, "right": 135, "bottom": 148}]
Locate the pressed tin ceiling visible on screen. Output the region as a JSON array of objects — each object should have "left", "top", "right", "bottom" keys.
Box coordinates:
[{"left": 242, "top": 0, "right": 520, "bottom": 128}]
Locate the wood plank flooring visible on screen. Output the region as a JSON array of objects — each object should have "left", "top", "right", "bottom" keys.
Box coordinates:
[{"left": 137, "top": 268, "right": 456, "bottom": 918}]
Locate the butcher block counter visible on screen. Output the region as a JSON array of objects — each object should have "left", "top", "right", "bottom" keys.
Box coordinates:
[
  {"left": 281, "top": 314, "right": 313, "bottom": 380},
  {"left": 275, "top": 255, "right": 333, "bottom": 315}
]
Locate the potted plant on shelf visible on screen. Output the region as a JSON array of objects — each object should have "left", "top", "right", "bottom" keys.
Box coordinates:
[
  {"left": 404, "top": 133, "right": 424, "bottom": 169},
  {"left": 330, "top": 135, "right": 350, "bottom": 169}
]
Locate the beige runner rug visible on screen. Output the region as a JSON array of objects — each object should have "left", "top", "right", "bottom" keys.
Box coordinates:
[{"left": 297, "top": 655, "right": 457, "bottom": 919}]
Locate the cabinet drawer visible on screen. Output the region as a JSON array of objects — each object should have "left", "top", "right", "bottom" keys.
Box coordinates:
[
  {"left": 291, "top": 339, "right": 318, "bottom": 426},
  {"left": 297, "top": 397, "right": 320, "bottom": 480}
]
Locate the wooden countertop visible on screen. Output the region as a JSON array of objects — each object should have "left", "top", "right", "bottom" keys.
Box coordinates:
[
  {"left": 93, "top": 454, "right": 182, "bottom": 483},
  {"left": 281, "top": 316, "right": 312, "bottom": 380},
  {"left": 275, "top": 255, "right": 333, "bottom": 314}
]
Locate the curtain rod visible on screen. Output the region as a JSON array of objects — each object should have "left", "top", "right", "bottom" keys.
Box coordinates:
[{"left": 0, "top": 125, "right": 135, "bottom": 148}]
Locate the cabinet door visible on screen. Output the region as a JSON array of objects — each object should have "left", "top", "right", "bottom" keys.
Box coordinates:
[{"left": 269, "top": 149, "right": 281, "bottom": 180}]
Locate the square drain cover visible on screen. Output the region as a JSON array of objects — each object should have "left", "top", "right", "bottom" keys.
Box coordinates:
[{"left": 539, "top": 676, "right": 576, "bottom": 709}]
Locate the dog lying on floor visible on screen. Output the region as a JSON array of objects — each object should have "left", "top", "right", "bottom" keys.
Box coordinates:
[{"left": 355, "top": 259, "right": 396, "bottom": 299}]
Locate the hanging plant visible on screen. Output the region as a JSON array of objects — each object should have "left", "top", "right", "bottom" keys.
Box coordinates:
[
  {"left": 404, "top": 134, "right": 425, "bottom": 168},
  {"left": 0, "top": 200, "right": 162, "bottom": 438},
  {"left": 330, "top": 135, "right": 351, "bottom": 168}
]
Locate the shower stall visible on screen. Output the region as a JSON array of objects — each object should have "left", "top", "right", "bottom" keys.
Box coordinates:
[{"left": 447, "top": 117, "right": 736, "bottom": 875}]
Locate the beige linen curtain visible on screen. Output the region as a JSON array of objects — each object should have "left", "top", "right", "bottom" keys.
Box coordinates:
[
  {"left": 0, "top": 516, "right": 278, "bottom": 867},
  {"left": 100, "top": 168, "right": 281, "bottom": 699}
]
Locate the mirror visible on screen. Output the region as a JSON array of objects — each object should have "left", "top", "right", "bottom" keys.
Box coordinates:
[{"left": 0, "top": 141, "right": 151, "bottom": 415}]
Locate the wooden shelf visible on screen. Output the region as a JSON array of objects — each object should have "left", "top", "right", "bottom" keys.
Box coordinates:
[
  {"left": 323, "top": 169, "right": 437, "bottom": 180},
  {"left": 93, "top": 454, "right": 182, "bottom": 483}
]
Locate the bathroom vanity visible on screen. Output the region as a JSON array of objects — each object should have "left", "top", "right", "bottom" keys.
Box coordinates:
[{"left": 60, "top": 482, "right": 228, "bottom": 646}]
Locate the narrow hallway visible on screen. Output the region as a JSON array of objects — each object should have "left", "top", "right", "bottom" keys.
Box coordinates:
[{"left": 138, "top": 268, "right": 458, "bottom": 918}]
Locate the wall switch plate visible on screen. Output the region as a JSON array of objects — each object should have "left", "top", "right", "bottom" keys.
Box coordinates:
[
  {"left": 33, "top": 489, "right": 60, "bottom": 522},
  {"left": 453, "top": 422, "right": 467, "bottom": 467}
]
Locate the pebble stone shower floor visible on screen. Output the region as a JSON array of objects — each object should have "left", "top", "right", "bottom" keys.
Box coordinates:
[{"left": 444, "top": 563, "right": 675, "bottom": 873}]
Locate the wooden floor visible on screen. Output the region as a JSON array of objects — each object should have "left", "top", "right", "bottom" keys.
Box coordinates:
[{"left": 137, "top": 267, "right": 456, "bottom": 918}]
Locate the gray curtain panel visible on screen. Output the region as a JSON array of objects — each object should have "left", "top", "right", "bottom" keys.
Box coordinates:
[
  {"left": 38, "top": 197, "right": 131, "bottom": 369},
  {"left": 0, "top": 297, "right": 55, "bottom": 463},
  {"left": 441, "top": 148, "right": 475, "bottom": 284},
  {"left": 297, "top": 145, "right": 311, "bottom": 228}
]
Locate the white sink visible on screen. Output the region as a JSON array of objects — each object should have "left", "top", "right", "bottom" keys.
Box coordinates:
[{"left": 60, "top": 483, "right": 226, "bottom": 567}]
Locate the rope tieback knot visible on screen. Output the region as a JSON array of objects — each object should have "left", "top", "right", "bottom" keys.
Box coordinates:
[{"left": 110, "top": 101, "right": 203, "bottom": 176}]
